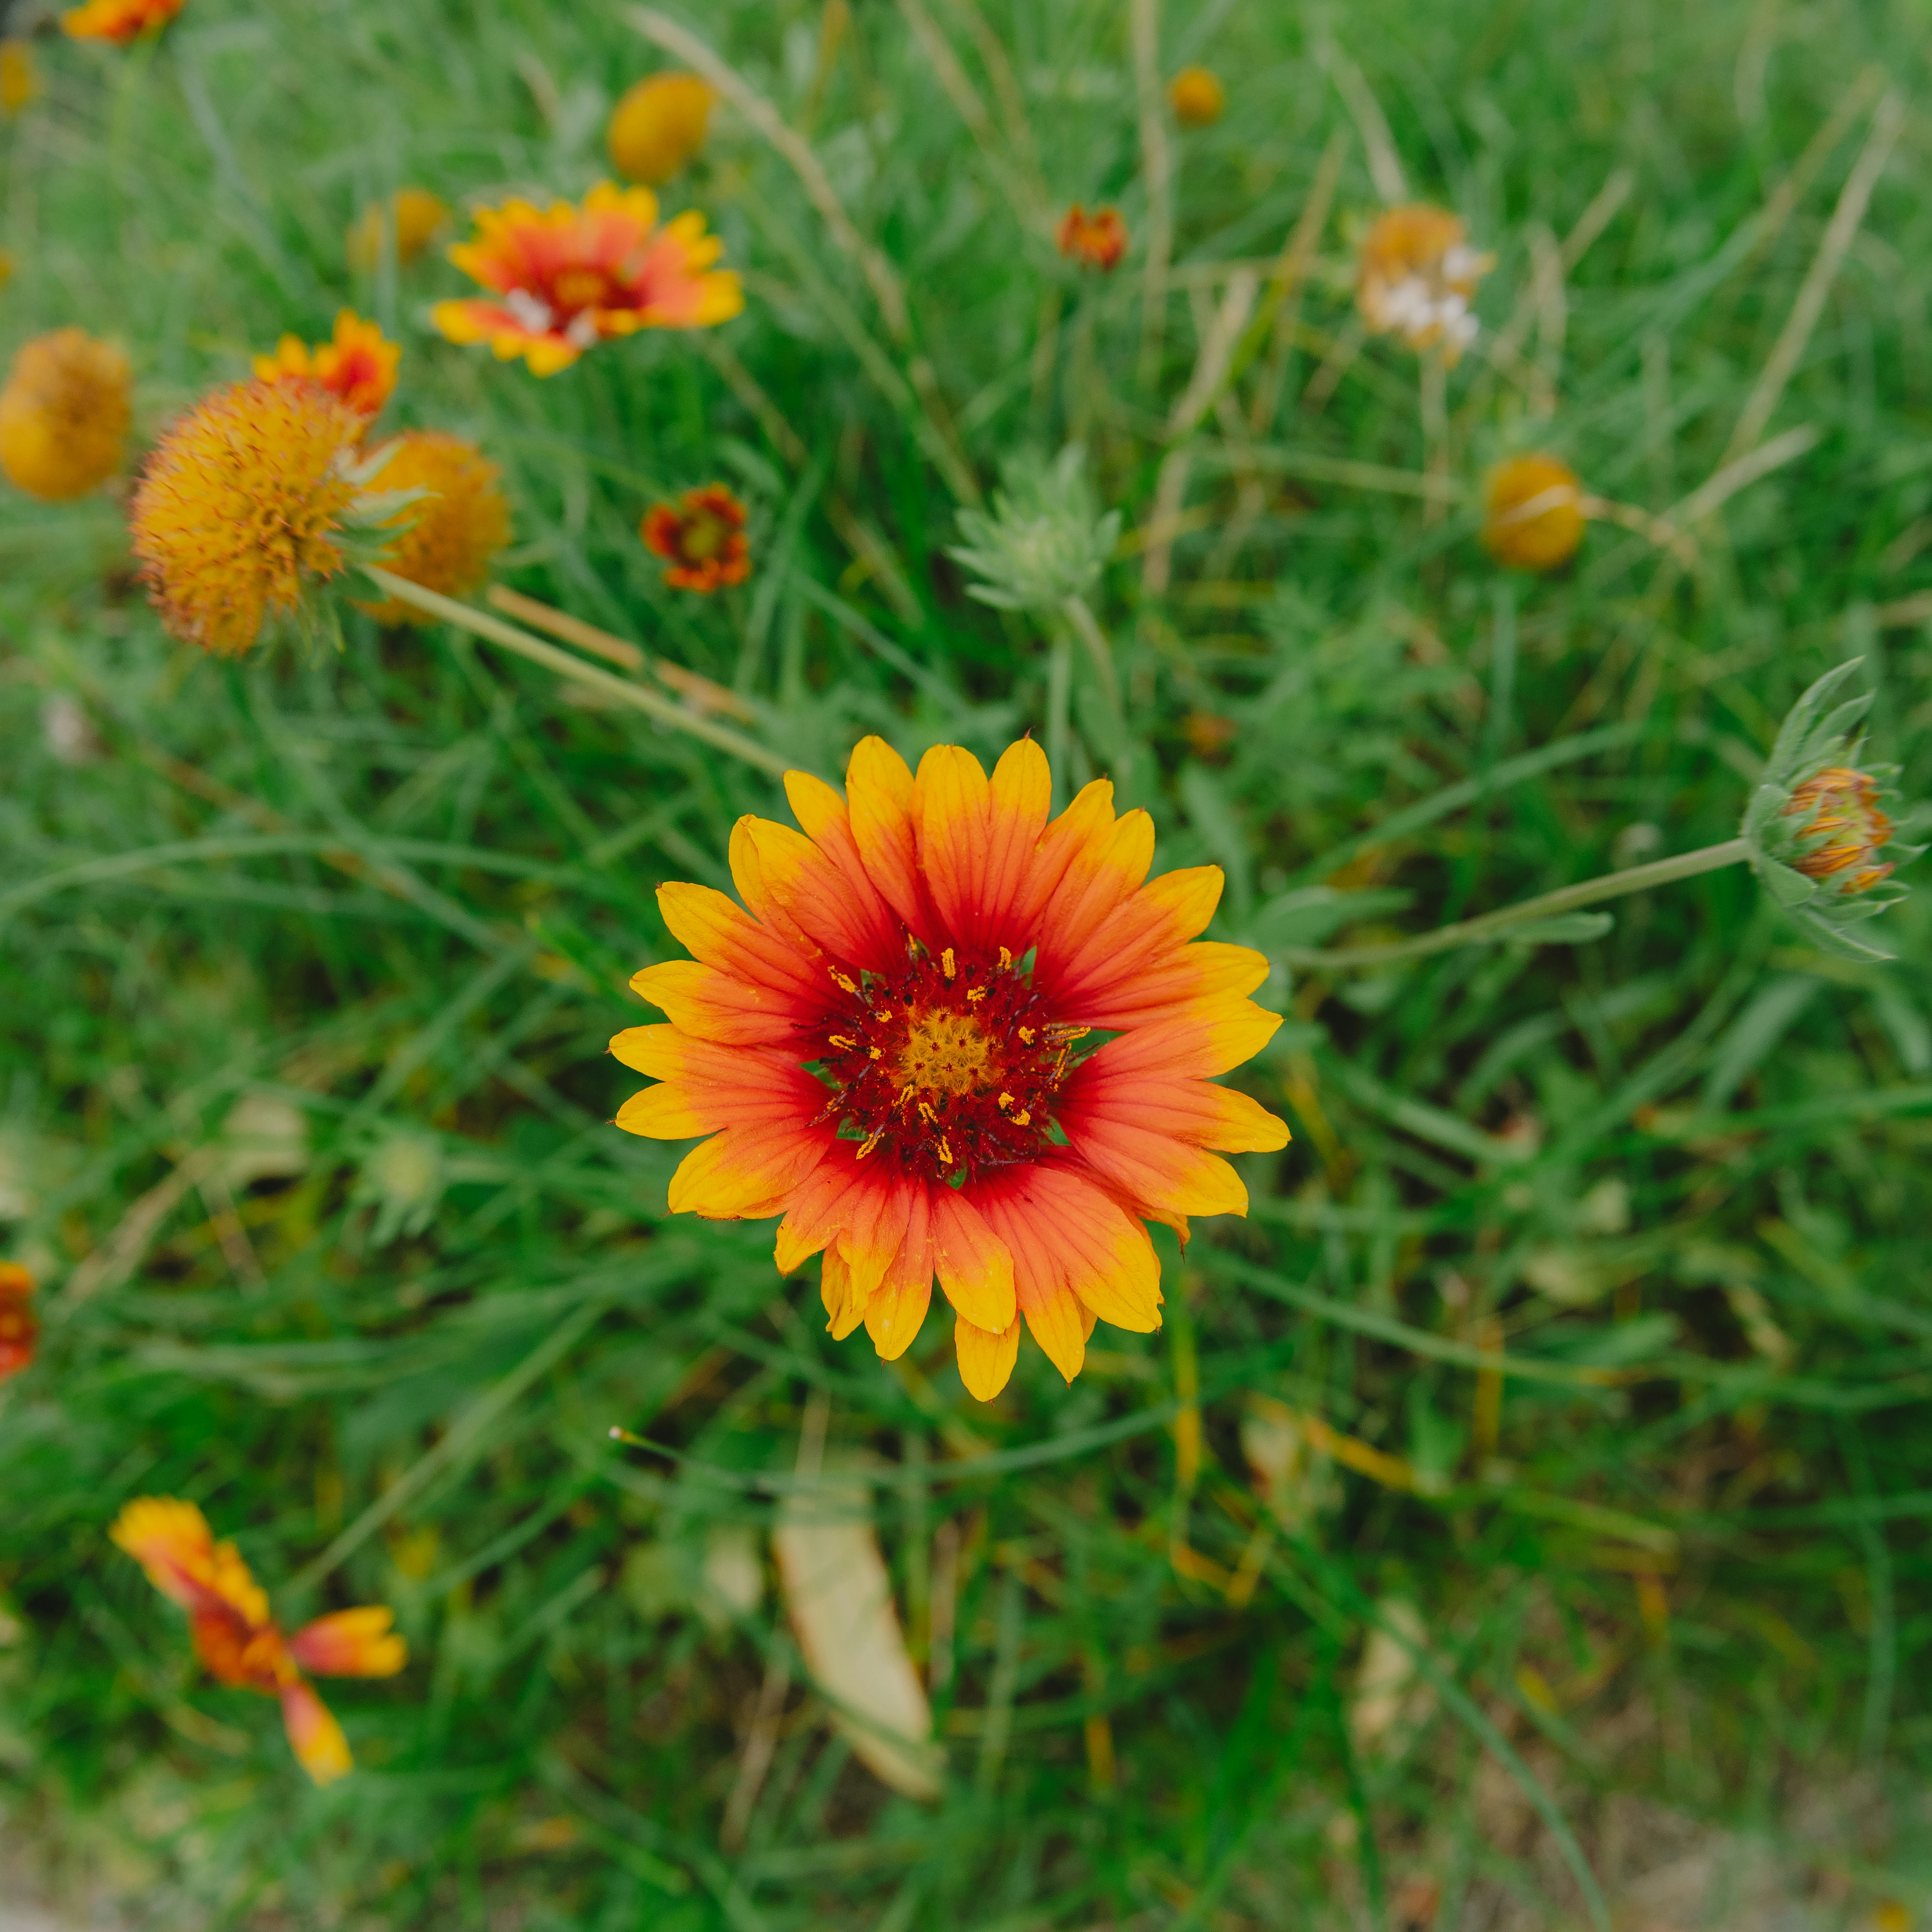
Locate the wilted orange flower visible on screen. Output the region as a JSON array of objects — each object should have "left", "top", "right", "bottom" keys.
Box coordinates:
[
  {"left": 1784, "top": 766, "right": 1896, "bottom": 895},
  {"left": 1, "top": 38, "right": 37, "bottom": 114},
  {"left": 609, "top": 71, "right": 716, "bottom": 185},
  {"left": 1356, "top": 204, "right": 1493, "bottom": 364},
  {"left": 358, "top": 430, "right": 511, "bottom": 624},
  {"left": 0, "top": 328, "right": 132, "bottom": 501},
  {"left": 1057, "top": 204, "right": 1128, "bottom": 272},
  {"left": 614, "top": 738, "right": 1289, "bottom": 1400},
  {"left": 346, "top": 187, "right": 449, "bottom": 273},
  {"left": 111, "top": 1498, "right": 406, "bottom": 1786},
  {"left": 1169, "top": 66, "right": 1225, "bottom": 127},
  {"left": 61, "top": 0, "right": 184, "bottom": 42},
  {"left": 642, "top": 483, "right": 749, "bottom": 593},
  {"left": 255, "top": 310, "right": 399, "bottom": 419},
  {"left": 130, "top": 378, "right": 366, "bottom": 656},
  {"left": 0, "top": 1263, "right": 35, "bottom": 1382},
  {"left": 1482, "top": 454, "right": 1585, "bottom": 572},
  {"left": 433, "top": 181, "right": 743, "bottom": 377}
]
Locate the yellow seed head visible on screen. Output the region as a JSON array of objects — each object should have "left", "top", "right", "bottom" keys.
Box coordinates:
[
  {"left": 1168, "top": 65, "right": 1225, "bottom": 127},
  {"left": 1481, "top": 453, "right": 1586, "bottom": 573},
  {"left": 346, "top": 187, "right": 450, "bottom": 273},
  {"left": 0, "top": 328, "right": 132, "bottom": 501},
  {"left": 357, "top": 430, "right": 511, "bottom": 625},
  {"left": 129, "top": 378, "right": 365, "bottom": 657},
  {"left": 607, "top": 71, "right": 715, "bottom": 185}
]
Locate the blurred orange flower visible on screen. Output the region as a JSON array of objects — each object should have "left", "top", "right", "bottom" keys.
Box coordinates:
[
  {"left": 609, "top": 71, "right": 716, "bottom": 185},
  {"left": 111, "top": 1498, "right": 406, "bottom": 1786},
  {"left": 1356, "top": 204, "right": 1493, "bottom": 364},
  {"left": 0, "top": 328, "right": 132, "bottom": 501},
  {"left": 0, "top": 1263, "right": 35, "bottom": 1382},
  {"left": 1057, "top": 204, "right": 1128, "bottom": 272},
  {"left": 641, "top": 483, "right": 749, "bottom": 593},
  {"left": 255, "top": 310, "right": 399, "bottom": 419},
  {"left": 1168, "top": 66, "right": 1225, "bottom": 128},
  {"left": 433, "top": 182, "right": 742, "bottom": 376},
  {"left": 1, "top": 38, "right": 38, "bottom": 113},
  {"left": 358, "top": 430, "right": 511, "bottom": 624},
  {"left": 61, "top": 0, "right": 185, "bottom": 42},
  {"left": 1481, "top": 454, "right": 1586, "bottom": 572},
  {"left": 346, "top": 188, "right": 449, "bottom": 273}
]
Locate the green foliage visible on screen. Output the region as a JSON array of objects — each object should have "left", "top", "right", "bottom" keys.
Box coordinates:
[{"left": 3, "top": 0, "right": 1932, "bottom": 1926}]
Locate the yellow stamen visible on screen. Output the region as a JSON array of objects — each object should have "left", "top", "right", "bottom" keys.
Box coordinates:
[
  {"left": 1012, "top": 1108, "right": 1031, "bottom": 1127},
  {"left": 828, "top": 1034, "right": 856, "bottom": 1050},
  {"left": 868, "top": 1046, "right": 882, "bottom": 1060},
  {"left": 831, "top": 969, "right": 858, "bottom": 994},
  {"left": 918, "top": 1101, "right": 937, "bottom": 1125},
  {"left": 997, "top": 1092, "right": 1014, "bottom": 1111},
  {"left": 967, "top": 987, "right": 987, "bottom": 1004},
  {"left": 936, "top": 1137, "right": 953, "bottom": 1166},
  {"left": 997, "top": 946, "right": 1013, "bottom": 970},
  {"left": 941, "top": 948, "right": 956, "bottom": 980},
  {"left": 856, "top": 1125, "right": 885, "bottom": 1159},
  {"left": 897, "top": 1084, "right": 916, "bottom": 1108},
  {"left": 1018, "top": 1026, "right": 1036, "bottom": 1045}
]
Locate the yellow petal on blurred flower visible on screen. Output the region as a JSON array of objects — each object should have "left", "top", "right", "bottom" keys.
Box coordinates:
[
  {"left": 346, "top": 187, "right": 449, "bottom": 274},
  {"left": 0, "top": 328, "right": 132, "bottom": 501},
  {"left": 60, "top": 0, "right": 185, "bottom": 43},
  {"left": 774, "top": 1474, "right": 941, "bottom": 1800},
  {"left": 1481, "top": 453, "right": 1586, "bottom": 573},
  {"left": 608, "top": 71, "right": 716, "bottom": 185},
  {"left": 1356, "top": 203, "right": 1493, "bottom": 365},
  {"left": 1168, "top": 65, "right": 1225, "bottom": 128},
  {"left": 0, "top": 39, "right": 37, "bottom": 115}
]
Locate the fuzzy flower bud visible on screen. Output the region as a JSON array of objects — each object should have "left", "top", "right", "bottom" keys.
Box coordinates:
[{"left": 948, "top": 447, "right": 1121, "bottom": 614}]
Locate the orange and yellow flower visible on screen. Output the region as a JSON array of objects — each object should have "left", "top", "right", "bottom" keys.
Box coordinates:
[
  {"left": 358, "top": 430, "right": 511, "bottom": 625},
  {"left": 255, "top": 310, "right": 399, "bottom": 420},
  {"left": 614, "top": 739, "right": 1290, "bottom": 1401},
  {"left": 1169, "top": 66, "right": 1225, "bottom": 128},
  {"left": 1481, "top": 454, "right": 1586, "bottom": 572},
  {"left": 433, "top": 182, "right": 743, "bottom": 377},
  {"left": 110, "top": 1498, "right": 406, "bottom": 1785},
  {"left": 609, "top": 71, "right": 716, "bottom": 185},
  {"left": 1356, "top": 204, "right": 1493, "bottom": 364},
  {"left": 130, "top": 378, "right": 366, "bottom": 656},
  {"left": 0, "top": 328, "right": 132, "bottom": 502},
  {"left": 0, "top": 1262, "right": 35, "bottom": 1382},
  {"left": 642, "top": 483, "right": 749, "bottom": 593},
  {"left": 1784, "top": 766, "right": 1897, "bottom": 896},
  {"left": 346, "top": 187, "right": 450, "bottom": 273},
  {"left": 61, "top": 0, "right": 185, "bottom": 42},
  {"left": 1057, "top": 204, "right": 1128, "bottom": 272}
]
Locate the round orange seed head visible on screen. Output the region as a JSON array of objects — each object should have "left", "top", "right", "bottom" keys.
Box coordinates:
[
  {"left": 1482, "top": 454, "right": 1586, "bottom": 573},
  {"left": 608, "top": 71, "right": 716, "bottom": 185},
  {"left": 357, "top": 430, "right": 511, "bottom": 625},
  {"left": 0, "top": 328, "right": 132, "bottom": 501}
]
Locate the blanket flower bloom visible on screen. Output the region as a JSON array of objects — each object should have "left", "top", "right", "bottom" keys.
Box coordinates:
[
  {"left": 433, "top": 182, "right": 743, "bottom": 376},
  {"left": 613, "top": 739, "right": 1289, "bottom": 1400},
  {"left": 1057, "top": 204, "right": 1128, "bottom": 272},
  {"left": 255, "top": 310, "right": 399, "bottom": 420},
  {"left": 0, "top": 328, "right": 132, "bottom": 501},
  {"left": 130, "top": 378, "right": 368, "bottom": 655},
  {"left": 1482, "top": 454, "right": 1585, "bottom": 572},
  {"left": 61, "top": 0, "right": 185, "bottom": 41},
  {"left": 347, "top": 187, "right": 449, "bottom": 272},
  {"left": 110, "top": 1498, "right": 406, "bottom": 1785},
  {"left": 1356, "top": 204, "right": 1493, "bottom": 364},
  {"left": 0, "top": 1262, "right": 35, "bottom": 1381},
  {"left": 1169, "top": 66, "right": 1225, "bottom": 128},
  {"left": 358, "top": 430, "right": 511, "bottom": 624},
  {"left": 642, "top": 482, "right": 750, "bottom": 593},
  {"left": 609, "top": 71, "right": 716, "bottom": 185}
]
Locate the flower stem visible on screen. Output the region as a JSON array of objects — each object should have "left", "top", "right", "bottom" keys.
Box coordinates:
[
  {"left": 360, "top": 568, "right": 791, "bottom": 779},
  {"left": 1045, "top": 631, "right": 1072, "bottom": 813},
  {"left": 1282, "top": 837, "right": 1752, "bottom": 970},
  {"left": 1061, "top": 592, "right": 1124, "bottom": 721}
]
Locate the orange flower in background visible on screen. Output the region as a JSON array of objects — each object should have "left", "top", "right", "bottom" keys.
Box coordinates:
[
  {"left": 609, "top": 71, "right": 716, "bottom": 185},
  {"left": 1356, "top": 203, "right": 1493, "bottom": 364},
  {"left": 0, "top": 328, "right": 132, "bottom": 501},
  {"left": 1057, "top": 204, "right": 1128, "bottom": 272},
  {"left": 130, "top": 378, "right": 366, "bottom": 656},
  {"left": 613, "top": 738, "right": 1289, "bottom": 1401},
  {"left": 1169, "top": 65, "right": 1225, "bottom": 127},
  {"left": 433, "top": 182, "right": 743, "bottom": 377},
  {"left": 642, "top": 483, "right": 749, "bottom": 593},
  {"left": 0, "top": 1263, "right": 36, "bottom": 1382},
  {"left": 346, "top": 187, "right": 450, "bottom": 273},
  {"left": 255, "top": 310, "right": 399, "bottom": 419},
  {"left": 1482, "top": 454, "right": 1586, "bottom": 572},
  {"left": 111, "top": 1499, "right": 406, "bottom": 1786},
  {"left": 1, "top": 38, "right": 38, "bottom": 114},
  {"left": 61, "top": 0, "right": 185, "bottom": 42},
  {"left": 358, "top": 430, "right": 511, "bottom": 625},
  {"left": 1784, "top": 766, "right": 1897, "bottom": 896}
]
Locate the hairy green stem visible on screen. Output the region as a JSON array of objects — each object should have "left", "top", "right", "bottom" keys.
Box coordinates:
[
  {"left": 361, "top": 568, "right": 791, "bottom": 779},
  {"left": 1283, "top": 837, "right": 1752, "bottom": 970},
  {"left": 1061, "top": 592, "right": 1124, "bottom": 722}
]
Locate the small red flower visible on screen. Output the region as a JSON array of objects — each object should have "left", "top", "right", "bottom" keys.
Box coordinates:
[
  {"left": 641, "top": 484, "right": 750, "bottom": 593},
  {"left": 0, "top": 1262, "right": 35, "bottom": 1381},
  {"left": 1057, "top": 205, "right": 1128, "bottom": 272}
]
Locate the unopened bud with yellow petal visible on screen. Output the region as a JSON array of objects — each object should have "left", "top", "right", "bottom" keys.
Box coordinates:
[
  {"left": 0, "top": 328, "right": 132, "bottom": 501},
  {"left": 1168, "top": 65, "right": 1225, "bottom": 127},
  {"left": 1482, "top": 454, "right": 1586, "bottom": 572},
  {"left": 608, "top": 71, "right": 715, "bottom": 185}
]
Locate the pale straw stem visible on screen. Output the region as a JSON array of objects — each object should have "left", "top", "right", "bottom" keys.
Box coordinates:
[
  {"left": 1131, "top": 0, "right": 1174, "bottom": 387},
  {"left": 1323, "top": 41, "right": 1406, "bottom": 203},
  {"left": 1670, "top": 421, "right": 1819, "bottom": 526}
]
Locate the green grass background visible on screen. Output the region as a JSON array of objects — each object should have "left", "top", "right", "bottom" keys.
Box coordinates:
[{"left": 3, "top": 0, "right": 1932, "bottom": 1924}]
